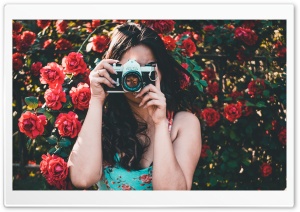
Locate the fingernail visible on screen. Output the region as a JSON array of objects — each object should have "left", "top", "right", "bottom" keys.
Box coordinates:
[
  {"left": 114, "top": 70, "right": 117, "bottom": 74},
  {"left": 112, "top": 80, "right": 117, "bottom": 84}
]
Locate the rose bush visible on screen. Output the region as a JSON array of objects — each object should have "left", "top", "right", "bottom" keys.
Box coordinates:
[{"left": 13, "top": 19, "right": 286, "bottom": 190}]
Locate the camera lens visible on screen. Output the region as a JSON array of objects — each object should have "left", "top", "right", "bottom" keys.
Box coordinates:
[
  {"left": 122, "top": 71, "right": 142, "bottom": 92},
  {"left": 125, "top": 74, "right": 140, "bottom": 88}
]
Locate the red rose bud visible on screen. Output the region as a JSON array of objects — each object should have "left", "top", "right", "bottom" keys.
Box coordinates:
[
  {"left": 229, "top": 91, "right": 243, "bottom": 101},
  {"left": 43, "top": 39, "right": 52, "bottom": 49},
  {"left": 69, "top": 83, "right": 91, "bottom": 110},
  {"left": 37, "top": 20, "right": 51, "bottom": 29},
  {"left": 207, "top": 81, "right": 219, "bottom": 96},
  {"left": 247, "top": 78, "right": 266, "bottom": 97},
  {"left": 55, "top": 20, "right": 68, "bottom": 34},
  {"left": 203, "top": 25, "right": 215, "bottom": 32},
  {"left": 13, "top": 52, "right": 23, "bottom": 71},
  {"left": 13, "top": 22, "right": 23, "bottom": 33},
  {"left": 201, "top": 67, "right": 216, "bottom": 81},
  {"left": 224, "top": 103, "right": 242, "bottom": 122},
  {"left": 234, "top": 27, "right": 258, "bottom": 46},
  {"left": 55, "top": 111, "right": 82, "bottom": 138},
  {"left": 40, "top": 62, "right": 65, "bottom": 89},
  {"left": 86, "top": 20, "right": 101, "bottom": 33},
  {"left": 31, "top": 62, "right": 43, "bottom": 76},
  {"left": 55, "top": 38, "right": 72, "bottom": 50},
  {"left": 260, "top": 163, "right": 272, "bottom": 177},
  {"left": 201, "top": 108, "right": 220, "bottom": 127},
  {"left": 18, "top": 111, "right": 47, "bottom": 139},
  {"left": 62, "top": 52, "right": 87, "bottom": 76},
  {"left": 44, "top": 87, "right": 67, "bottom": 110},
  {"left": 278, "top": 128, "right": 286, "bottom": 145},
  {"left": 91, "top": 35, "right": 109, "bottom": 53},
  {"left": 200, "top": 144, "right": 210, "bottom": 158}
]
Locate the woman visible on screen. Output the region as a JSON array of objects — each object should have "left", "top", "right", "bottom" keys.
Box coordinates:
[{"left": 67, "top": 23, "right": 202, "bottom": 190}]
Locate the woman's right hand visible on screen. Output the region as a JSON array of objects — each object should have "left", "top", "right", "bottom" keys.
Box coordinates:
[{"left": 89, "top": 59, "right": 119, "bottom": 104}]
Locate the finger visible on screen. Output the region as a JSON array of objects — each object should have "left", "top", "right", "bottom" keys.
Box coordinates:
[
  {"left": 139, "top": 92, "right": 159, "bottom": 107},
  {"left": 92, "top": 77, "right": 115, "bottom": 88},
  {"left": 93, "top": 59, "right": 119, "bottom": 75},
  {"left": 143, "top": 99, "right": 166, "bottom": 109},
  {"left": 155, "top": 64, "right": 161, "bottom": 90},
  {"left": 135, "top": 84, "right": 159, "bottom": 98},
  {"left": 95, "top": 69, "right": 116, "bottom": 85}
]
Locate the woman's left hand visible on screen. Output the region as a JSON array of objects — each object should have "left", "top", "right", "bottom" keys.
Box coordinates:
[{"left": 135, "top": 65, "right": 166, "bottom": 125}]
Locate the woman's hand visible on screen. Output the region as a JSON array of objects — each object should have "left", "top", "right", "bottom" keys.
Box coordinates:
[
  {"left": 89, "top": 59, "right": 118, "bottom": 104},
  {"left": 135, "top": 65, "right": 167, "bottom": 125}
]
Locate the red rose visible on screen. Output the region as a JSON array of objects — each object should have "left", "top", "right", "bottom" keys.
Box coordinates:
[
  {"left": 143, "top": 20, "right": 175, "bottom": 34},
  {"left": 40, "top": 154, "right": 68, "bottom": 190},
  {"left": 278, "top": 128, "right": 286, "bottom": 145},
  {"left": 55, "top": 111, "right": 82, "bottom": 138},
  {"left": 43, "top": 39, "right": 52, "bottom": 49},
  {"left": 55, "top": 38, "right": 72, "bottom": 50},
  {"left": 13, "top": 52, "right": 23, "bottom": 71},
  {"left": 44, "top": 87, "right": 67, "bottom": 110},
  {"left": 178, "top": 71, "right": 190, "bottom": 90},
  {"left": 112, "top": 20, "right": 127, "bottom": 24},
  {"left": 31, "top": 62, "right": 43, "bottom": 76},
  {"left": 201, "top": 67, "right": 216, "bottom": 81},
  {"left": 40, "top": 62, "right": 65, "bottom": 89},
  {"left": 236, "top": 47, "right": 253, "bottom": 61},
  {"left": 224, "top": 103, "right": 242, "bottom": 122},
  {"left": 16, "top": 40, "right": 30, "bottom": 52},
  {"left": 91, "top": 35, "right": 109, "bottom": 53},
  {"left": 203, "top": 25, "right": 215, "bottom": 32},
  {"left": 21, "top": 31, "right": 36, "bottom": 45},
  {"left": 181, "top": 63, "right": 188, "bottom": 70},
  {"left": 247, "top": 78, "right": 266, "bottom": 97},
  {"left": 160, "top": 35, "right": 176, "bottom": 51},
  {"left": 179, "top": 38, "right": 196, "bottom": 57},
  {"left": 13, "top": 22, "right": 23, "bottom": 33},
  {"left": 55, "top": 20, "right": 68, "bottom": 34},
  {"left": 13, "top": 34, "right": 21, "bottom": 47},
  {"left": 234, "top": 27, "right": 258, "bottom": 46},
  {"left": 260, "top": 163, "right": 272, "bottom": 177},
  {"left": 18, "top": 111, "right": 47, "bottom": 139},
  {"left": 207, "top": 81, "right": 219, "bottom": 96},
  {"left": 37, "top": 20, "right": 51, "bottom": 29},
  {"left": 121, "top": 184, "right": 132, "bottom": 190},
  {"left": 277, "top": 48, "right": 286, "bottom": 58},
  {"left": 139, "top": 174, "right": 152, "bottom": 183},
  {"left": 200, "top": 144, "right": 210, "bottom": 158},
  {"left": 229, "top": 91, "right": 243, "bottom": 101},
  {"left": 69, "top": 83, "right": 91, "bottom": 110},
  {"left": 86, "top": 20, "right": 101, "bottom": 33},
  {"left": 201, "top": 108, "right": 220, "bottom": 127},
  {"left": 241, "top": 20, "right": 258, "bottom": 29},
  {"left": 62, "top": 52, "right": 87, "bottom": 76}
]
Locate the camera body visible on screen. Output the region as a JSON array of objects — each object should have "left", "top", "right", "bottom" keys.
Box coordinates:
[{"left": 95, "top": 59, "right": 157, "bottom": 93}]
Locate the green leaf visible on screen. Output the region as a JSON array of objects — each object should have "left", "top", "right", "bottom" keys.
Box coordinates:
[
  {"left": 25, "top": 96, "right": 38, "bottom": 110},
  {"left": 63, "top": 95, "right": 73, "bottom": 109},
  {"left": 46, "top": 135, "right": 58, "bottom": 145},
  {"left": 59, "top": 151, "right": 69, "bottom": 158},
  {"left": 27, "top": 139, "right": 32, "bottom": 149},
  {"left": 193, "top": 65, "right": 203, "bottom": 72},
  {"left": 58, "top": 138, "right": 71, "bottom": 147},
  {"left": 230, "top": 130, "right": 236, "bottom": 140},
  {"left": 223, "top": 97, "right": 233, "bottom": 102},
  {"left": 242, "top": 158, "right": 251, "bottom": 166},
  {"left": 36, "top": 108, "right": 46, "bottom": 114},
  {"left": 199, "top": 79, "right": 208, "bottom": 87},
  {"left": 227, "top": 160, "right": 238, "bottom": 169},
  {"left": 256, "top": 101, "right": 267, "bottom": 108},
  {"left": 245, "top": 101, "right": 255, "bottom": 107},
  {"left": 44, "top": 111, "right": 55, "bottom": 125},
  {"left": 48, "top": 147, "right": 56, "bottom": 154},
  {"left": 263, "top": 90, "right": 270, "bottom": 98}
]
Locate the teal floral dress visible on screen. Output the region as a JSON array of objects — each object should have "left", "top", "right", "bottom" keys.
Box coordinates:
[{"left": 97, "top": 111, "right": 174, "bottom": 191}]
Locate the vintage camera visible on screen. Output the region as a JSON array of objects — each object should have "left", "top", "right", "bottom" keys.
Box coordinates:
[{"left": 95, "top": 59, "right": 157, "bottom": 93}]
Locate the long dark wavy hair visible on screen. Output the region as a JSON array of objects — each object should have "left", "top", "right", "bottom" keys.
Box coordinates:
[{"left": 101, "top": 23, "right": 194, "bottom": 170}]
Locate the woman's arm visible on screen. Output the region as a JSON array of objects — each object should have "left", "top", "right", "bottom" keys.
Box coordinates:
[
  {"left": 67, "top": 97, "right": 104, "bottom": 188},
  {"left": 152, "top": 111, "right": 202, "bottom": 190},
  {"left": 67, "top": 59, "right": 118, "bottom": 189}
]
